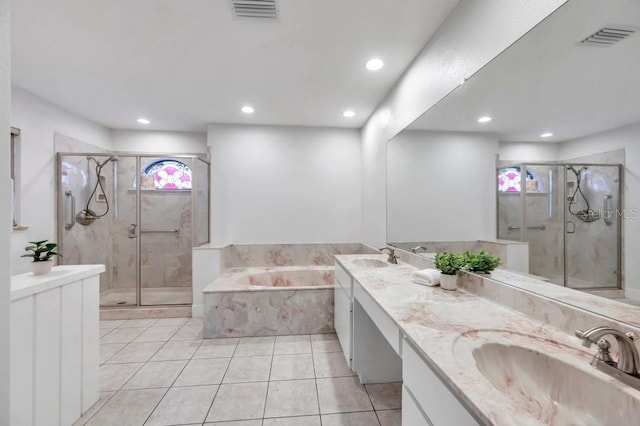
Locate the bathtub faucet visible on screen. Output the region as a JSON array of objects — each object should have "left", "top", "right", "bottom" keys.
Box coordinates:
[{"left": 379, "top": 246, "right": 399, "bottom": 264}]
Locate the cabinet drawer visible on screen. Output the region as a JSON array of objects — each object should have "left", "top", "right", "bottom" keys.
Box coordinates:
[
  {"left": 353, "top": 281, "right": 400, "bottom": 355},
  {"left": 335, "top": 262, "right": 352, "bottom": 298},
  {"left": 403, "top": 339, "right": 478, "bottom": 426},
  {"left": 403, "top": 385, "right": 432, "bottom": 426}
]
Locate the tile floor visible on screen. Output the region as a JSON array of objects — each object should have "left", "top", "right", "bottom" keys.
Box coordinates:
[{"left": 77, "top": 317, "right": 402, "bottom": 426}]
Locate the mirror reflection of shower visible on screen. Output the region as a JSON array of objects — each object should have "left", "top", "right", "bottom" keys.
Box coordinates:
[
  {"left": 566, "top": 165, "right": 600, "bottom": 223},
  {"left": 76, "top": 155, "right": 118, "bottom": 226}
]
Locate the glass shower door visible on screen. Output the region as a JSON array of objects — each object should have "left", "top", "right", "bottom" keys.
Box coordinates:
[
  {"left": 139, "top": 156, "right": 193, "bottom": 305},
  {"left": 564, "top": 164, "right": 621, "bottom": 289}
]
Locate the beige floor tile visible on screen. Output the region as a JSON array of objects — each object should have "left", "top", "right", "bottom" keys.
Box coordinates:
[
  {"left": 72, "top": 392, "right": 115, "bottom": 425},
  {"left": 100, "top": 320, "right": 125, "bottom": 329},
  {"left": 99, "top": 343, "right": 125, "bottom": 364},
  {"left": 99, "top": 329, "right": 113, "bottom": 338},
  {"left": 316, "top": 377, "right": 373, "bottom": 414},
  {"left": 377, "top": 409, "right": 401, "bottom": 426},
  {"left": 263, "top": 415, "right": 321, "bottom": 425},
  {"left": 194, "top": 338, "right": 239, "bottom": 359},
  {"left": 132, "top": 326, "right": 180, "bottom": 342},
  {"left": 205, "top": 420, "right": 261, "bottom": 425},
  {"left": 106, "top": 341, "right": 165, "bottom": 364},
  {"left": 174, "top": 358, "right": 231, "bottom": 386},
  {"left": 270, "top": 354, "right": 315, "bottom": 381},
  {"left": 85, "top": 388, "right": 166, "bottom": 426},
  {"left": 184, "top": 317, "right": 203, "bottom": 326},
  {"left": 206, "top": 382, "right": 268, "bottom": 422},
  {"left": 223, "top": 356, "right": 272, "bottom": 383},
  {"left": 119, "top": 319, "right": 159, "bottom": 328},
  {"left": 171, "top": 325, "right": 204, "bottom": 341},
  {"left": 264, "top": 379, "right": 319, "bottom": 418},
  {"left": 274, "top": 335, "right": 312, "bottom": 355},
  {"left": 99, "top": 363, "right": 143, "bottom": 391},
  {"left": 321, "top": 411, "right": 380, "bottom": 426},
  {"left": 154, "top": 317, "right": 190, "bottom": 326},
  {"left": 100, "top": 327, "right": 147, "bottom": 344},
  {"left": 122, "top": 360, "right": 187, "bottom": 390},
  {"left": 145, "top": 385, "right": 218, "bottom": 426},
  {"left": 310, "top": 334, "right": 341, "bottom": 353},
  {"left": 365, "top": 383, "right": 402, "bottom": 410},
  {"left": 312, "top": 352, "right": 354, "bottom": 378},
  {"left": 152, "top": 340, "right": 203, "bottom": 361},
  {"left": 235, "top": 336, "right": 275, "bottom": 356}
]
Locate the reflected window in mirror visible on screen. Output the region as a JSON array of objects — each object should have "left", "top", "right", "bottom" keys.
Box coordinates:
[{"left": 498, "top": 167, "right": 543, "bottom": 193}]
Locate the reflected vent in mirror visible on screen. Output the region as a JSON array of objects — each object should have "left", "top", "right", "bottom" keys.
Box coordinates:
[
  {"left": 231, "top": 0, "right": 278, "bottom": 19},
  {"left": 580, "top": 26, "right": 637, "bottom": 46}
]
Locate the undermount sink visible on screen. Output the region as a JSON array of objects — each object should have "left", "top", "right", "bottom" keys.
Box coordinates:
[
  {"left": 351, "top": 258, "right": 389, "bottom": 268},
  {"left": 472, "top": 342, "right": 640, "bottom": 425}
]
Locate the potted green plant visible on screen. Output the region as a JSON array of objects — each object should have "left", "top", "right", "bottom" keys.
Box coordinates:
[
  {"left": 463, "top": 251, "right": 501, "bottom": 274},
  {"left": 22, "top": 240, "right": 61, "bottom": 275},
  {"left": 434, "top": 252, "right": 464, "bottom": 291}
]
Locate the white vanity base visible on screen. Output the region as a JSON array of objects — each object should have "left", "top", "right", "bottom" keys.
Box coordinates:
[{"left": 10, "top": 265, "right": 104, "bottom": 426}]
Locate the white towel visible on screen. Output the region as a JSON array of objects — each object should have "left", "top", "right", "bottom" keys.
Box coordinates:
[{"left": 412, "top": 268, "right": 441, "bottom": 286}]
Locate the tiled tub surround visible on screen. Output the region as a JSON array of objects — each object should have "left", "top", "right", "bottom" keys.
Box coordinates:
[
  {"left": 336, "top": 254, "right": 640, "bottom": 425},
  {"left": 193, "top": 243, "right": 378, "bottom": 317},
  {"left": 204, "top": 266, "right": 335, "bottom": 338}
]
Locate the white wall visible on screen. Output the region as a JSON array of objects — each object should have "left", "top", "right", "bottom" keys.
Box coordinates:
[
  {"left": 361, "top": 0, "right": 567, "bottom": 247},
  {"left": 10, "top": 87, "right": 112, "bottom": 274},
  {"left": 111, "top": 130, "right": 207, "bottom": 154},
  {"left": 208, "top": 124, "right": 362, "bottom": 244},
  {"left": 499, "top": 141, "right": 559, "bottom": 162},
  {"left": 558, "top": 121, "right": 640, "bottom": 298},
  {"left": 0, "top": 0, "right": 11, "bottom": 421},
  {"left": 387, "top": 131, "right": 499, "bottom": 241}
]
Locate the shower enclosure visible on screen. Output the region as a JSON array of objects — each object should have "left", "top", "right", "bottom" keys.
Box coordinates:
[
  {"left": 57, "top": 153, "right": 210, "bottom": 307},
  {"left": 497, "top": 162, "right": 622, "bottom": 290}
]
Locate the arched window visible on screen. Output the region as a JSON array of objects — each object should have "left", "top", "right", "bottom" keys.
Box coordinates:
[
  {"left": 143, "top": 160, "right": 192, "bottom": 190},
  {"left": 498, "top": 166, "right": 542, "bottom": 193}
]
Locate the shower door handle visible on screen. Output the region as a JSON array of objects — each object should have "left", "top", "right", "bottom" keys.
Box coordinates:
[
  {"left": 128, "top": 223, "right": 137, "bottom": 239},
  {"left": 64, "top": 190, "right": 75, "bottom": 230}
]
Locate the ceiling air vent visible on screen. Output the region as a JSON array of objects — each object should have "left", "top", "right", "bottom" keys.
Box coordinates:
[
  {"left": 231, "top": 0, "right": 278, "bottom": 19},
  {"left": 580, "top": 26, "right": 636, "bottom": 47}
]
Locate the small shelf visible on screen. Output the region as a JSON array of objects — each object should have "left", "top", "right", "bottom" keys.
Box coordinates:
[{"left": 12, "top": 225, "right": 29, "bottom": 232}]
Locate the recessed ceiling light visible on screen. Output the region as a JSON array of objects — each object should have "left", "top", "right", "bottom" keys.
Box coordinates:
[
  {"left": 137, "top": 118, "right": 150, "bottom": 124},
  {"left": 241, "top": 106, "right": 254, "bottom": 114},
  {"left": 540, "top": 132, "right": 554, "bottom": 138},
  {"left": 477, "top": 116, "right": 492, "bottom": 123},
  {"left": 342, "top": 110, "right": 355, "bottom": 118},
  {"left": 365, "top": 58, "right": 384, "bottom": 71}
]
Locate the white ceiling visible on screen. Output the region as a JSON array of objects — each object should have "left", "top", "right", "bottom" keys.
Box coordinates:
[
  {"left": 11, "top": 0, "right": 460, "bottom": 131},
  {"left": 408, "top": 0, "right": 640, "bottom": 143}
]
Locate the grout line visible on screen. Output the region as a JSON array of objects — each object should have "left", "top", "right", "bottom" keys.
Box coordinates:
[
  {"left": 310, "top": 337, "right": 323, "bottom": 425},
  {"left": 261, "top": 337, "right": 277, "bottom": 420}
]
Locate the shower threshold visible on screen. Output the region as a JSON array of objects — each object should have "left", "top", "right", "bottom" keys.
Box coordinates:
[{"left": 100, "top": 287, "right": 192, "bottom": 306}]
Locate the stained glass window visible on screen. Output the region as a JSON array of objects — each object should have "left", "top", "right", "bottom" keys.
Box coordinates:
[
  {"left": 143, "top": 160, "right": 192, "bottom": 190},
  {"left": 498, "top": 167, "right": 539, "bottom": 193}
]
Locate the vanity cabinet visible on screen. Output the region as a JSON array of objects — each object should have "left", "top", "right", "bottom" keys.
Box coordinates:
[
  {"left": 334, "top": 262, "right": 353, "bottom": 368},
  {"left": 403, "top": 338, "right": 478, "bottom": 426}
]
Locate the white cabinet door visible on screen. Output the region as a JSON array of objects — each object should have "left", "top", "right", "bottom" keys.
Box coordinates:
[{"left": 334, "top": 283, "right": 352, "bottom": 368}]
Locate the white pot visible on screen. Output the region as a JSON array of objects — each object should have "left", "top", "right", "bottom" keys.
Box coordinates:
[
  {"left": 440, "top": 272, "right": 460, "bottom": 291},
  {"left": 32, "top": 261, "right": 53, "bottom": 276}
]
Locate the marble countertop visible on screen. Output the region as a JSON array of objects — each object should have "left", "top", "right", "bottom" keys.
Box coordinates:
[
  {"left": 11, "top": 264, "right": 105, "bottom": 301},
  {"left": 335, "top": 254, "right": 640, "bottom": 425}
]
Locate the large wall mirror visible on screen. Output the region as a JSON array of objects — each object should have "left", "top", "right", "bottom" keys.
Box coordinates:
[{"left": 387, "top": 0, "right": 640, "bottom": 324}]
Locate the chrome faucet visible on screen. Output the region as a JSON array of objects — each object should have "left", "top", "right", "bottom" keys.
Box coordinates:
[
  {"left": 576, "top": 326, "right": 640, "bottom": 389},
  {"left": 379, "top": 246, "right": 399, "bottom": 264},
  {"left": 411, "top": 245, "right": 428, "bottom": 254}
]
